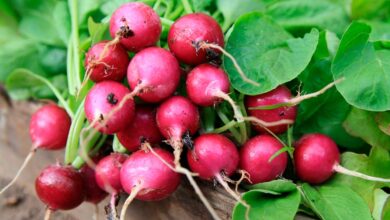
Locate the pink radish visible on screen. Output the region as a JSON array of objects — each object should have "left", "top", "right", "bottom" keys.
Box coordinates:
[
  {"left": 84, "top": 41, "right": 129, "bottom": 83},
  {"left": 186, "top": 63, "right": 244, "bottom": 121},
  {"left": 119, "top": 148, "right": 180, "bottom": 220},
  {"left": 156, "top": 96, "right": 199, "bottom": 165},
  {"left": 187, "top": 133, "right": 249, "bottom": 217},
  {"left": 117, "top": 106, "right": 162, "bottom": 152},
  {"left": 295, "top": 133, "right": 390, "bottom": 184},
  {"left": 0, "top": 104, "right": 71, "bottom": 194},
  {"left": 127, "top": 47, "right": 181, "bottom": 103},
  {"left": 80, "top": 160, "right": 108, "bottom": 204},
  {"left": 84, "top": 81, "right": 135, "bottom": 134},
  {"left": 168, "top": 13, "right": 224, "bottom": 65},
  {"left": 95, "top": 153, "right": 128, "bottom": 219},
  {"left": 110, "top": 2, "right": 161, "bottom": 52},
  {"left": 155, "top": 96, "right": 221, "bottom": 219},
  {"left": 35, "top": 164, "right": 85, "bottom": 218},
  {"left": 245, "top": 85, "right": 297, "bottom": 134},
  {"left": 240, "top": 135, "right": 288, "bottom": 184}
]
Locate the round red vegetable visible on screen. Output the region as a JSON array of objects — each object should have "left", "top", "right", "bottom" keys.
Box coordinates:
[
  {"left": 168, "top": 13, "right": 224, "bottom": 65},
  {"left": 240, "top": 135, "right": 288, "bottom": 184},
  {"left": 35, "top": 165, "right": 85, "bottom": 210},
  {"left": 109, "top": 2, "right": 161, "bottom": 52},
  {"left": 95, "top": 153, "right": 128, "bottom": 193},
  {"left": 245, "top": 85, "right": 297, "bottom": 134}
]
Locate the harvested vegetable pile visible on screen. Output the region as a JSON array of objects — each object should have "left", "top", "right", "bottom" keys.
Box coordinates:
[{"left": 1, "top": 0, "right": 390, "bottom": 220}]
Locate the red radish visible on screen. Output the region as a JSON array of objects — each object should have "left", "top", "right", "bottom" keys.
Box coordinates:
[
  {"left": 35, "top": 165, "right": 85, "bottom": 210},
  {"left": 187, "top": 134, "right": 239, "bottom": 180},
  {"left": 295, "top": 133, "right": 390, "bottom": 184},
  {"left": 186, "top": 64, "right": 230, "bottom": 106},
  {"left": 245, "top": 85, "right": 297, "bottom": 134},
  {"left": 80, "top": 163, "right": 108, "bottom": 204},
  {"left": 156, "top": 96, "right": 199, "bottom": 164},
  {"left": 127, "top": 47, "right": 181, "bottom": 103},
  {"left": 84, "top": 41, "right": 129, "bottom": 83},
  {"left": 84, "top": 81, "right": 135, "bottom": 134},
  {"left": 168, "top": 13, "right": 224, "bottom": 65},
  {"left": 155, "top": 97, "right": 221, "bottom": 219},
  {"left": 240, "top": 135, "right": 288, "bottom": 184},
  {"left": 95, "top": 153, "right": 128, "bottom": 219},
  {"left": 119, "top": 148, "right": 180, "bottom": 220},
  {"left": 110, "top": 2, "right": 161, "bottom": 52},
  {"left": 117, "top": 106, "right": 162, "bottom": 152},
  {"left": 0, "top": 104, "right": 71, "bottom": 194},
  {"left": 30, "top": 104, "right": 71, "bottom": 150},
  {"left": 187, "top": 134, "right": 249, "bottom": 216}
]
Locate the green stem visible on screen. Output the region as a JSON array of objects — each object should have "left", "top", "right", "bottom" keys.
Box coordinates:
[
  {"left": 163, "top": 0, "right": 174, "bottom": 18},
  {"left": 180, "top": 0, "right": 193, "bottom": 14},
  {"left": 212, "top": 10, "right": 221, "bottom": 19},
  {"left": 168, "top": 3, "right": 184, "bottom": 20},
  {"left": 160, "top": 17, "right": 174, "bottom": 27},
  {"left": 65, "top": 101, "right": 85, "bottom": 164},
  {"left": 212, "top": 120, "right": 237, "bottom": 134},
  {"left": 216, "top": 109, "right": 241, "bottom": 142},
  {"left": 68, "top": 0, "right": 82, "bottom": 95},
  {"left": 153, "top": 0, "right": 162, "bottom": 10},
  {"left": 237, "top": 94, "right": 248, "bottom": 144},
  {"left": 113, "top": 135, "right": 129, "bottom": 153},
  {"left": 71, "top": 133, "right": 106, "bottom": 169}
]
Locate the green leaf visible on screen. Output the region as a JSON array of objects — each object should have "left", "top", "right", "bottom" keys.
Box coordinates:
[
  {"left": 87, "top": 17, "right": 109, "bottom": 45},
  {"left": 224, "top": 12, "right": 318, "bottom": 95},
  {"left": 5, "top": 69, "right": 72, "bottom": 116},
  {"left": 216, "top": 0, "right": 265, "bottom": 31},
  {"left": 375, "top": 112, "right": 390, "bottom": 135},
  {"left": 301, "top": 184, "right": 372, "bottom": 220},
  {"left": 245, "top": 179, "right": 297, "bottom": 194},
  {"left": 295, "top": 59, "right": 366, "bottom": 149},
  {"left": 190, "top": 0, "right": 213, "bottom": 12},
  {"left": 232, "top": 188, "right": 300, "bottom": 220},
  {"left": 373, "top": 189, "right": 390, "bottom": 220},
  {"left": 332, "top": 22, "right": 390, "bottom": 111},
  {"left": 19, "top": 1, "right": 71, "bottom": 46},
  {"left": 343, "top": 108, "right": 390, "bottom": 150},
  {"left": 328, "top": 147, "right": 390, "bottom": 210},
  {"left": 363, "top": 21, "right": 390, "bottom": 44},
  {"left": 266, "top": 0, "right": 349, "bottom": 35},
  {"left": 351, "top": 0, "right": 390, "bottom": 19}
]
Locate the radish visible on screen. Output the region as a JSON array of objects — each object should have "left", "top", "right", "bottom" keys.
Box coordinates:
[
  {"left": 127, "top": 47, "right": 181, "bottom": 103},
  {"left": 155, "top": 96, "right": 221, "bottom": 219},
  {"left": 0, "top": 104, "right": 71, "bottom": 194},
  {"left": 109, "top": 2, "right": 161, "bottom": 52},
  {"left": 117, "top": 106, "right": 162, "bottom": 152},
  {"left": 84, "top": 41, "right": 129, "bottom": 83},
  {"left": 119, "top": 148, "right": 181, "bottom": 220},
  {"left": 84, "top": 81, "right": 135, "bottom": 134},
  {"left": 156, "top": 96, "right": 199, "bottom": 166},
  {"left": 95, "top": 153, "right": 128, "bottom": 219},
  {"left": 240, "top": 135, "right": 288, "bottom": 184},
  {"left": 35, "top": 164, "right": 85, "bottom": 218},
  {"left": 186, "top": 63, "right": 244, "bottom": 122},
  {"left": 80, "top": 162, "right": 108, "bottom": 204},
  {"left": 168, "top": 13, "right": 224, "bottom": 65},
  {"left": 245, "top": 85, "right": 297, "bottom": 134},
  {"left": 187, "top": 133, "right": 250, "bottom": 218},
  {"left": 295, "top": 133, "right": 390, "bottom": 184}
]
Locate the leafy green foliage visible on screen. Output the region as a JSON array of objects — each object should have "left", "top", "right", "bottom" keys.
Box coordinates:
[
  {"left": 224, "top": 12, "right": 318, "bottom": 95},
  {"left": 332, "top": 22, "right": 390, "bottom": 111},
  {"left": 301, "top": 183, "right": 372, "bottom": 220},
  {"left": 233, "top": 180, "right": 300, "bottom": 220}
]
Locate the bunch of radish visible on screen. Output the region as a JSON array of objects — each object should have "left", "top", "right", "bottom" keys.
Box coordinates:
[{"left": 2, "top": 2, "right": 389, "bottom": 220}]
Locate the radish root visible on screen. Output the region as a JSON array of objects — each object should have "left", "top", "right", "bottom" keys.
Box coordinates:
[
  {"left": 215, "top": 173, "right": 250, "bottom": 220},
  {"left": 235, "top": 170, "right": 252, "bottom": 194},
  {"left": 93, "top": 204, "right": 99, "bottom": 220},
  {"left": 334, "top": 164, "right": 390, "bottom": 182},
  {"left": 198, "top": 41, "right": 259, "bottom": 87},
  {"left": 44, "top": 208, "right": 52, "bottom": 220},
  {"left": 120, "top": 182, "right": 143, "bottom": 220},
  {"left": 213, "top": 90, "right": 244, "bottom": 123},
  {"left": 110, "top": 193, "right": 119, "bottom": 220},
  {"left": 249, "top": 78, "right": 345, "bottom": 110},
  {"left": 0, "top": 148, "right": 36, "bottom": 194}
]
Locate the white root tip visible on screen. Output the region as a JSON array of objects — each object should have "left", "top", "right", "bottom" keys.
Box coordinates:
[{"left": 334, "top": 164, "right": 390, "bottom": 183}]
